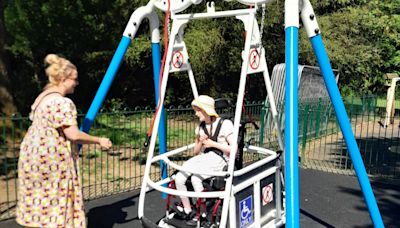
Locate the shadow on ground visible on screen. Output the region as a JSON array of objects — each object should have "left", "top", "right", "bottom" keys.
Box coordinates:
[
  {"left": 87, "top": 196, "right": 136, "bottom": 228},
  {"left": 300, "top": 168, "right": 400, "bottom": 228},
  {"left": 314, "top": 135, "right": 400, "bottom": 178},
  {"left": 338, "top": 181, "right": 400, "bottom": 228}
]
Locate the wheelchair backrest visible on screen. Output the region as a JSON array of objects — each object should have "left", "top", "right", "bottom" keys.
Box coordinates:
[{"left": 214, "top": 98, "right": 244, "bottom": 170}]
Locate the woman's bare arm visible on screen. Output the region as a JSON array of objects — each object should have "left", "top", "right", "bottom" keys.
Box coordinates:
[{"left": 62, "top": 125, "right": 112, "bottom": 149}]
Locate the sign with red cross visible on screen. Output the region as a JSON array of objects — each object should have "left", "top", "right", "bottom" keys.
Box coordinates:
[{"left": 262, "top": 183, "right": 273, "bottom": 206}]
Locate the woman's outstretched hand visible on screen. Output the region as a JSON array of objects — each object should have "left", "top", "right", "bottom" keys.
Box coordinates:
[{"left": 99, "top": 137, "right": 112, "bottom": 150}]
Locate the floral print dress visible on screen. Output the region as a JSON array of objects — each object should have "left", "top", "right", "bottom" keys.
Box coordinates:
[{"left": 16, "top": 96, "right": 86, "bottom": 228}]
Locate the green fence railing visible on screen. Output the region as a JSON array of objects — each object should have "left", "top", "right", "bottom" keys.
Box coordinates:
[{"left": 1, "top": 96, "right": 400, "bottom": 221}]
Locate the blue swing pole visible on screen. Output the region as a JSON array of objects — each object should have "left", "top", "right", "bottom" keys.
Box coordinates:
[
  {"left": 80, "top": 5, "right": 161, "bottom": 136},
  {"left": 80, "top": 36, "right": 131, "bottom": 133},
  {"left": 151, "top": 42, "right": 168, "bottom": 198},
  {"left": 299, "top": 0, "right": 384, "bottom": 226},
  {"left": 310, "top": 35, "right": 384, "bottom": 228},
  {"left": 284, "top": 1, "right": 300, "bottom": 227}
]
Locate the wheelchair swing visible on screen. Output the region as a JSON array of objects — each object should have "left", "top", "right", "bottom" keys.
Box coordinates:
[
  {"left": 142, "top": 113, "right": 284, "bottom": 228},
  {"left": 157, "top": 100, "right": 283, "bottom": 228},
  {"left": 137, "top": 3, "right": 286, "bottom": 227}
]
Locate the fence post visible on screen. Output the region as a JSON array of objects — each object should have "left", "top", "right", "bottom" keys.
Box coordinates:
[
  {"left": 349, "top": 96, "right": 354, "bottom": 117},
  {"left": 259, "top": 103, "right": 267, "bottom": 146},
  {"left": 301, "top": 104, "right": 310, "bottom": 165},
  {"left": 165, "top": 108, "right": 168, "bottom": 143},
  {"left": 314, "top": 98, "right": 322, "bottom": 138},
  {"left": 1, "top": 116, "right": 6, "bottom": 176}
]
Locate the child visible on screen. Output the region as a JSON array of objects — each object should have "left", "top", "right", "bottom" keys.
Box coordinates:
[{"left": 174, "top": 95, "right": 234, "bottom": 225}]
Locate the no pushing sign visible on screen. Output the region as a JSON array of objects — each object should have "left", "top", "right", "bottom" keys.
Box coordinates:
[{"left": 262, "top": 183, "right": 273, "bottom": 206}]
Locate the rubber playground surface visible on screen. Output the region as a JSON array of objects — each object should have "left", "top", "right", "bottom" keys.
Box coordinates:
[{"left": 1, "top": 168, "right": 399, "bottom": 228}]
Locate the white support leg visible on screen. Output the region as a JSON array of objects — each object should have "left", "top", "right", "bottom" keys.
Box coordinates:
[
  {"left": 219, "top": 10, "right": 256, "bottom": 228},
  {"left": 138, "top": 19, "right": 186, "bottom": 219}
]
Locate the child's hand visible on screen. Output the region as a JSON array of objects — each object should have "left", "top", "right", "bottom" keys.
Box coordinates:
[
  {"left": 202, "top": 139, "right": 215, "bottom": 148},
  {"left": 199, "top": 135, "right": 208, "bottom": 142}
]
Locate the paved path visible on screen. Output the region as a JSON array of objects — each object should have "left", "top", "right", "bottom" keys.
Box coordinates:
[
  {"left": 303, "top": 119, "right": 400, "bottom": 177},
  {"left": 299, "top": 168, "right": 399, "bottom": 228},
  {"left": 1, "top": 168, "right": 399, "bottom": 228}
]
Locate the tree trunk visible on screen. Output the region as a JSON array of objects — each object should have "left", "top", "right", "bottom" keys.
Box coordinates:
[{"left": 0, "top": 1, "right": 17, "bottom": 116}]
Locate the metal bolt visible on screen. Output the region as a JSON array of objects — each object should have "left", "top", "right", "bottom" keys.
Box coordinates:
[
  {"left": 314, "top": 28, "right": 319, "bottom": 34},
  {"left": 309, "top": 14, "right": 314, "bottom": 20},
  {"left": 133, "top": 22, "right": 137, "bottom": 26}
]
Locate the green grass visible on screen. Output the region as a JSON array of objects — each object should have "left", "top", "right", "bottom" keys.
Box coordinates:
[
  {"left": 344, "top": 97, "right": 398, "bottom": 109},
  {"left": 90, "top": 112, "right": 196, "bottom": 147}
]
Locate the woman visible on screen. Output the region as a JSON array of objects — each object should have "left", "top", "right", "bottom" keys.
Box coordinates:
[
  {"left": 174, "top": 95, "right": 234, "bottom": 224},
  {"left": 16, "top": 54, "right": 112, "bottom": 228}
]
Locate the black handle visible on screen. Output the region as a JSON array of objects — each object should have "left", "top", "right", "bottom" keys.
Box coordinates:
[
  {"left": 252, "top": 122, "right": 259, "bottom": 130},
  {"left": 143, "top": 134, "right": 150, "bottom": 147}
]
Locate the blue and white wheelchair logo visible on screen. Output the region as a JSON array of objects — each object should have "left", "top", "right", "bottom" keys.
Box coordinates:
[{"left": 239, "top": 195, "right": 253, "bottom": 228}]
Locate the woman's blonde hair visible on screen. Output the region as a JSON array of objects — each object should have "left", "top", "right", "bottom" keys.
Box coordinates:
[{"left": 43, "top": 54, "right": 77, "bottom": 90}]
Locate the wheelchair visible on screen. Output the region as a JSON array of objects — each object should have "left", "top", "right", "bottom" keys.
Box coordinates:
[{"left": 159, "top": 98, "right": 261, "bottom": 228}]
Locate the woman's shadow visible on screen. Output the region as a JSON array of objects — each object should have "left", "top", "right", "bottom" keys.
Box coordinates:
[{"left": 86, "top": 196, "right": 137, "bottom": 228}]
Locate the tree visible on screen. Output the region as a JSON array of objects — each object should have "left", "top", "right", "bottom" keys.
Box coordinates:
[
  {"left": 2, "top": 0, "right": 399, "bottom": 111},
  {"left": 298, "top": 0, "right": 399, "bottom": 96},
  {"left": 0, "top": 0, "right": 16, "bottom": 116}
]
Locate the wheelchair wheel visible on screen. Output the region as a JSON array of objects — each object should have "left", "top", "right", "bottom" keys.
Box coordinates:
[
  {"left": 210, "top": 200, "right": 222, "bottom": 227},
  {"left": 213, "top": 209, "right": 222, "bottom": 227}
]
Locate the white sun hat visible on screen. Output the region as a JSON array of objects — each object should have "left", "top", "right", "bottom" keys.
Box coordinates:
[{"left": 191, "top": 95, "right": 219, "bottom": 117}]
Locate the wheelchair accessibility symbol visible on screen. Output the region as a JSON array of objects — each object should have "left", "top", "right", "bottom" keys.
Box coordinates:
[{"left": 239, "top": 195, "right": 253, "bottom": 228}]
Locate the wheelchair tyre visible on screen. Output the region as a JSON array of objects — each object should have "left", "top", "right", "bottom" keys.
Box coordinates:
[{"left": 211, "top": 203, "right": 222, "bottom": 227}]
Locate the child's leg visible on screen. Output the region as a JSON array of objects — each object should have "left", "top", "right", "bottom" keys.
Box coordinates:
[
  {"left": 191, "top": 175, "right": 205, "bottom": 193},
  {"left": 175, "top": 172, "right": 192, "bottom": 212}
]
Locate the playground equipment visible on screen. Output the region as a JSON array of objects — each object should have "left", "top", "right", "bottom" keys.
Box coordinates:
[
  {"left": 156, "top": 104, "right": 284, "bottom": 227},
  {"left": 261, "top": 64, "right": 339, "bottom": 141},
  {"left": 270, "top": 64, "right": 339, "bottom": 106},
  {"left": 79, "top": 0, "right": 384, "bottom": 227},
  {"left": 380, "top": 73, "right": 400, "bottom": 128},
  {"left": 135, "top": 2, "right": 286, "bottom": 227}
]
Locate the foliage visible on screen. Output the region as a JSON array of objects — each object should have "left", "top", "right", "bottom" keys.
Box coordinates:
[
  {"left": 1, "top": 0, "right": 399, "bottom": 112},
  {"left": 3, "top": 0, "right": 155, "bottom": 113},
  {"left": 299, "top": 0, "right": 399, "bottom": 96}
]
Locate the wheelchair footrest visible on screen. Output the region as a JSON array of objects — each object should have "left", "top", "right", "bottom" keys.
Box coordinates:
[
  {"left": 141, "top": 215, "right": 160, "bottom": 228},
  {"left": 162, "top": 217, "right": 198, "bottom": 228}
]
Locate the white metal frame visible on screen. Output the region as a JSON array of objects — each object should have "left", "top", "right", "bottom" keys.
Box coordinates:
[{"left": 138, "top": 3, "right": 285, "bottom": 228}]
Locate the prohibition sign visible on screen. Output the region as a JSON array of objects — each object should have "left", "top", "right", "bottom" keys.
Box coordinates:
[
  {"left": 172, "top": 51, "right": 184, "bottom": 68},
  {"left": 249, "top": 49, "right": 260, "bottom": 70},
  {"left": 262, "top": 183, "right": 273, "bottom": 206}
]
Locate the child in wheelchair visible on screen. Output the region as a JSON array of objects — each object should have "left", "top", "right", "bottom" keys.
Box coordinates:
[
  {"left": 167, "top": 95, "right": 235, "bottom": 227},
  {"left": 161, "top": 96, "right": 259, "bottom": 227}
]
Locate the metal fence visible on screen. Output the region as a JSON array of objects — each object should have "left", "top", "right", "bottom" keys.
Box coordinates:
[
  {"left": 299, "top": 96, "right": 400, "bottom": 178},
  {"left": 1, "top": 96, "right": 399, "bottom": 221}
]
